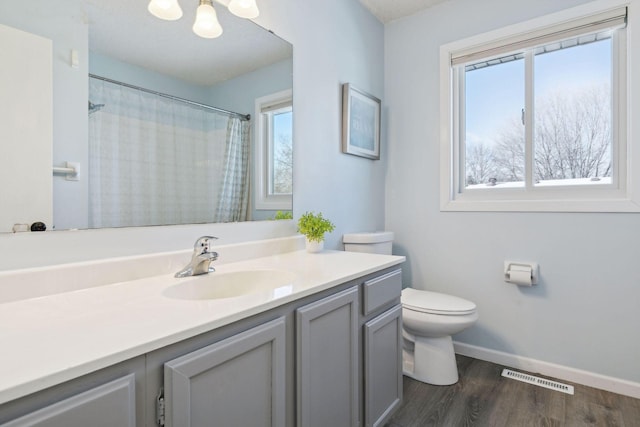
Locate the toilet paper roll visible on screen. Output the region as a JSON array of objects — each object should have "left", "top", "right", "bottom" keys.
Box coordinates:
[{"left": 508, "top": 266, "right": 533, "bottom": 286}]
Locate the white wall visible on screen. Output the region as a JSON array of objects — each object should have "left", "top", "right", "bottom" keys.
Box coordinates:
[
  {"left": 0, "top": 0, "right": 385, "bottom": 269},
  {"left": 385, "top": 0, "right": 640, "bottom": 384}
]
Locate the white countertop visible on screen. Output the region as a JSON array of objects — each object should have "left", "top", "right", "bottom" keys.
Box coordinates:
[{"left": 0, "top": 249, "right": 404, "bottom": 405}]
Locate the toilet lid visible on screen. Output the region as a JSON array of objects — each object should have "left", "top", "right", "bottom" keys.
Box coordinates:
[{"left": 401, "top": 288, "right": 476, "bottom": 315}]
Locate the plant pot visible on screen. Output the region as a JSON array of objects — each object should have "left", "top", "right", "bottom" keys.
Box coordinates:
[{"left": 305, "top": 238, "right": 324, "bottom": 253}]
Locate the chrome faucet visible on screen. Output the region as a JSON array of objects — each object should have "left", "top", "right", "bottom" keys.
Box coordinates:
[{"left": 175, "top": 236, "right": 219, "bottom": 278}]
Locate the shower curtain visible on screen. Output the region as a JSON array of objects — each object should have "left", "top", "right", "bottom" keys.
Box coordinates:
[
  {"left": 216, "top": 118, "right": 251, "bottom": 222},
  {"left": 88, "top": 77, "right": 250, "bottom": 228}
]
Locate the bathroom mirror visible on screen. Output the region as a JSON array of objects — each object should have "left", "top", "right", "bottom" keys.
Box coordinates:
[{"left": 0, "top": 0, "right": 293, "bottom": 232}]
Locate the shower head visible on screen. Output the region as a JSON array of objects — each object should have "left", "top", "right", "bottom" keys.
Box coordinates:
[{"left": 88, "top": 101, "right": 105, "bottom": 114}]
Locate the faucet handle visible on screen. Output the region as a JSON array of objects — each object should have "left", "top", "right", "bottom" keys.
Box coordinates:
[{"left": 194, "top": 236, "right": 218, "bottom": 254}]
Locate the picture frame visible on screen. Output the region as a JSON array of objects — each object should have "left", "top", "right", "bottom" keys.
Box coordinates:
[{"left": 341, "top": 83, "right": 381, "bottom": 160}]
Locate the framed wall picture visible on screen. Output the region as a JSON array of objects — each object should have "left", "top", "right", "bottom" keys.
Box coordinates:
[{"left": 341, "top": 83, "right": 381, "bottom": 160}]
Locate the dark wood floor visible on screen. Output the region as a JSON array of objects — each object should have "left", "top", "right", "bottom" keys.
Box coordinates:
[{"left": 386, "top": 355, "right": 640, "bottom": 427}]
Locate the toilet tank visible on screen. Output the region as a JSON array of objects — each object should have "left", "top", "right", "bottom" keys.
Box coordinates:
[{"left": 343, "top": 231, "right": 394, "bottom": 255}]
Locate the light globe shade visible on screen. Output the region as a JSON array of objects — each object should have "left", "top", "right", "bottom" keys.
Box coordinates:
[
  {"left": 147, "top": 0, "right": 183, "bottom": 20},
  {"left": 193, "top": 1, "right": 223, "bottom": 39},
  {"left": 228, "top": 0, "right": 260, "bottom": 19}
]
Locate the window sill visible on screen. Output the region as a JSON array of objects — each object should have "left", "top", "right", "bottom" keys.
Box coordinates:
[
  {"left": 255, "top": 195, "right": 292, "bottom": 211},
  {"left": 440, "top": 196, "right": 640, "bottom": 213}
]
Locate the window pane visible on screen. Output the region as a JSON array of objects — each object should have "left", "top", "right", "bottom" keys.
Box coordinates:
[
  {"left": 465, "top": 57, "right": 525, "bottom": 189},
  {"left": 270, "top": 109, "right": 292, "bottom": 195},
  {"left": 533, "top": 37, "right": 612, "bottom": 187}
]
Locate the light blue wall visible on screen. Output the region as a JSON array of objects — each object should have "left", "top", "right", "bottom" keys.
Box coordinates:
[
  {"left": 89, "top": 52, "right": 212, "bottom": 105},
  {"left": 385, "top": 0, "right": 640, "bottom": 384},
  {"left": 208, "top": 58, "right": 293, "bottom": 117}
]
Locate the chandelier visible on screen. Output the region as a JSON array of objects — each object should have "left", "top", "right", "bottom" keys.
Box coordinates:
[{"left": 147, "top": 0, "right": 259, "bottom": 39}]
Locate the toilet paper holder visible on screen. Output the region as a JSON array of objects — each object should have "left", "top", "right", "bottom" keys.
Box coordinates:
[{"left": 504, "top": 261, "right": 539, "bottom": 286}]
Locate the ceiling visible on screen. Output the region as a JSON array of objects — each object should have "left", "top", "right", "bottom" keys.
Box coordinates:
[
  {"left": 358, "top": 0, "right": 449, "bottom": 23},
  {"left": 86, "top": 0, "right": 292, "bottom": 86}
]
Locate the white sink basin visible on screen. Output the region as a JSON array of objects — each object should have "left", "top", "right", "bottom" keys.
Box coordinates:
[{"left": 163, "top": 269, "right": 297, "bottom": 300}]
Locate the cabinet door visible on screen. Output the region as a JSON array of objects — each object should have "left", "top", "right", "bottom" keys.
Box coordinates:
[
  {"left": 296, "top": 287, "right": 359, "bottom": 427},
  {"left": 0, "top": 374, "right": 136, "bottom": 427},
  {"left": 164, "top": 317, "right": 286, "bottom": 427},
  {"left": 364, "top": 305, "right": 403, "bottom": 427}
]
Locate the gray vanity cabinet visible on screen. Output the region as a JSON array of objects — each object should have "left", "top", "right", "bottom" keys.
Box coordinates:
[
  {"left": 296, "top": 286, "right": 359, "bottom": 427},
  {"left": 361, "top": 269, "right": 403, "bottom": 427},
  {"left": 0, "top": 374, "right": 136, "bottom": 427},
  {"left": 163, "top": 317, "right": 286, "bottom": 427},
  {"left": 0, "top": 266, "right": 404, "bottom": 427},
  {"left": 0, "top": 357, "right": 144, "bottom": 427},
  {"left": 364, "top": 305, "right": 403, "bottom": 427}
]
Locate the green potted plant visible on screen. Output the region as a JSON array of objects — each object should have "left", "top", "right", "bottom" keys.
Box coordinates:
[
  {"left": 297, "top": 211, "right": 335, "bottom": 253},
  {"left": 273, "top": 211, "right": 293, "bottom": 220}
]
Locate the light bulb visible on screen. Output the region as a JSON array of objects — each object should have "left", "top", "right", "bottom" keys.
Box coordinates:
[
  {"left": 148, "top": 0, "right": 183, "bottom": 21},
  {"left": 193, "top": 0, "right": 223, "bottom": 39},
  {"left": 228, "top": 0, "right": 259, "bottom": 19}
]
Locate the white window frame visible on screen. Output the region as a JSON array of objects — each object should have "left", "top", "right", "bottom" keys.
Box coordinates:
[
  {"left": 439, "top": 0, "right": 638, "bottom": 212},
  {"left": 255, "top": 89, "right": 293, "bottom": 211}
]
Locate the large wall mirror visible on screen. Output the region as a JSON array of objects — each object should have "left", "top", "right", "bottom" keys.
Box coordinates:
[{"left": 0, "top": 0, "right": 293, "bottom": 233}]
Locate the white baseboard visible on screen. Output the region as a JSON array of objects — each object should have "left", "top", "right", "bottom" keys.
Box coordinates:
[{"left": 453, "top": 341, "right": 640, "bottom": 399}]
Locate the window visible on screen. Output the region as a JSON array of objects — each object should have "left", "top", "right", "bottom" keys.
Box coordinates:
[
  {"left": 255, "top": 90, "right": 293, "bottom": 210},
  {"left": 440, "top": 3, "right": 635, "bottom": 212}
]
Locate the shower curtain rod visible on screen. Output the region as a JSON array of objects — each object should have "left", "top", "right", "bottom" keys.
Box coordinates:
[{"left": 89, "top": 74, "right": 251, "bottom": 121}]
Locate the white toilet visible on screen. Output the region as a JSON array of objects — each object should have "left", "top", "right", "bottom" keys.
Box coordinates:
[{"left": 343, "top": 231, "right": 478, "bottom": 386}]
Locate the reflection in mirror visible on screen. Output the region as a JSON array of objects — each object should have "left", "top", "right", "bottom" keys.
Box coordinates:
[
  {"left": 88, "top": 75, "right": 251, "bottom": 227},
  {"left": 0, "top": 0, "right": 293, "bottom": 232},
  {"left": 255, "top": 90, "right": 294, "bottom": 211}
]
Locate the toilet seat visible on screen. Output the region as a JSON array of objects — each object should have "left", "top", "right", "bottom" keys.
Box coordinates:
[{"left": 402, "top": 288, "right": 476, "bottom": 316}]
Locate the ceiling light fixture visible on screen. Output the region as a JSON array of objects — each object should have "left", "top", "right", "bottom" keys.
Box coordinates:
[
  {"left": 228, "top": 0, "right": 259, "bottom": 19},
  {"left": 193, "top": 0, "right": 223, "bottom": 38},
  {"left": 147, "top": 0, "right": 260, "bottom": 39},
  {"left": 148, "top": 0, "right": 183, "bottom": 21}
]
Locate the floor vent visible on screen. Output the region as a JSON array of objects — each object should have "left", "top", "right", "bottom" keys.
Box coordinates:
[{"left": 501, "top": 369, "right": 574, "bottom": 395}]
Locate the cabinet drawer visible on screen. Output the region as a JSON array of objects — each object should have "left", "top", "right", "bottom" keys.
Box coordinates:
[{"left": 362, "top": 269, "right": 402, "bottom": 315}]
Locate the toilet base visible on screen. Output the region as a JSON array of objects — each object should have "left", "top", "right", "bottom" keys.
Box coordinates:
[{"left": 402, "top": 335, "right": 459, "bottom": 385}]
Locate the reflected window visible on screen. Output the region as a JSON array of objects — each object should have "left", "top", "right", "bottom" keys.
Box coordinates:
[
  {"left": 268, "top": 105, "right": 293, "bottom": 196},
  {"left": 255, "top": 90, "right": 293, "bottom": 211}
]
